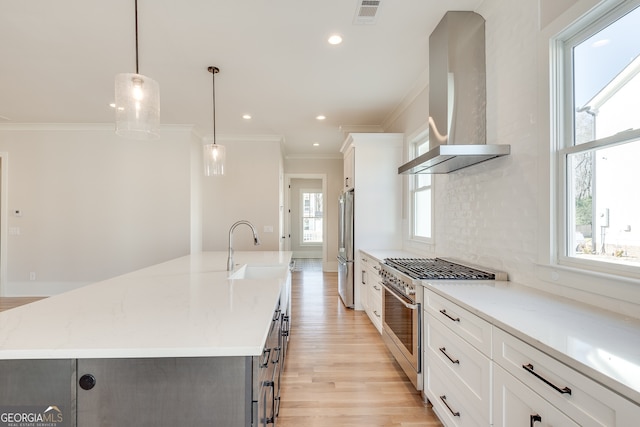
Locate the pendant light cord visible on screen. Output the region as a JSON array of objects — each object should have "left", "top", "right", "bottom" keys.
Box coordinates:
[
  {"left": 212, "top": 69, "right": 216, "bottom": 145},
  {"left": 208, "top": 66, "right": 220, "bottom": 145},
  {"left": 134, "top": 0, "right": 140, "bottom": 74}
]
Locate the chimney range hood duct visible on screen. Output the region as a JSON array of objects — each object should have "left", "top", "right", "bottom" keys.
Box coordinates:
[{"left": 399, "top": 11, "right": 509, "bottom": 174}]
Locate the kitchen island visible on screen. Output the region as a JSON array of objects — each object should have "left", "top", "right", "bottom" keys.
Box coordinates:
[{"left": 0, "top": 251, "right": 292, "bottom": 427}]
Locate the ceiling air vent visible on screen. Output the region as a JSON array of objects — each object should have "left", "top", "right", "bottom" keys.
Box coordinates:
[{"left": 353, "top": 0, "right": 381, "bottom": 25}]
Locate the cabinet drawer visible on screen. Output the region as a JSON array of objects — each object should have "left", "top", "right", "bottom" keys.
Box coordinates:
[
  {"left": 370, "top": 276, "right": 383, "bottom": 298},
  {"left": 493, "top": 327, "right": 639, "bottom": 426},
  {"left": 426, "top": 361, "right": 486, "bottom": 427},
  {"left": 424, "top": 290, "right": 492, "bottom": 357},
  {"left": 427, "top": 314, "right": 491, "bottom": 421},
  {"left": 493, "top": 364, "right": 580, "bottom": 427},
  {"left": 368, "top": 288, "right": 382, "bottom": 332}
]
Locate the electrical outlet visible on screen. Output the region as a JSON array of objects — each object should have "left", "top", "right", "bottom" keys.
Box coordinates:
[{"left": 29, "top": 272, "right": 36, "bottom": 281}]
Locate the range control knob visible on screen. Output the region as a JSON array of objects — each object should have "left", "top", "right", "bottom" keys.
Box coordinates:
[{"left": 79, "top": 374, "right": 96, "bottom": 390}]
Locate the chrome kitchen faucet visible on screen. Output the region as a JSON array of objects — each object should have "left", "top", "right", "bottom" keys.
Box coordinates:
[{"left": 227, "top": 220, "right": 261, "bottom": 271}]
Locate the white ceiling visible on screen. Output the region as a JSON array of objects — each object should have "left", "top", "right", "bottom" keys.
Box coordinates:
[{"left": 0, "top": 0, "right": 482, "bottom": 158}]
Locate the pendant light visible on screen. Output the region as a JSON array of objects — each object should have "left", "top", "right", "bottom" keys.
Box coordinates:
[
  {"left": 114, "top": 0, "right": 160, "bottom": 140},
  {"left": 203, "top": 66, "right": 226, "bottom": 176}
]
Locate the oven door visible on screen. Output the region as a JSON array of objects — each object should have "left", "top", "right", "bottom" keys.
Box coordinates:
[{"left": 381, "top": 283, "right": 421, "bottom": 389}]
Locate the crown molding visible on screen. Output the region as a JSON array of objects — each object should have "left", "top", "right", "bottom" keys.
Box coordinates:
[{"left": 0, "top": 123, "right": 195, "bottom": 133}]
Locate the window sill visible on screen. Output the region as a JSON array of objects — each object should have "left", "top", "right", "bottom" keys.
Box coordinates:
[{"left": 535, "top": 262, "right": 640, "bottom": 315}]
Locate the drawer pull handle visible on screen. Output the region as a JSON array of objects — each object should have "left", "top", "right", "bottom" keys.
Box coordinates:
[
  {"left": 439, "top": 347, "right": 460, "bottom": 365},
  {"left": 439, "top": 395, "right": 460, "bottom": 417},
  {"left": 439, "top": 309, "right": 460, "bottom": 322},
  {"left": 373, "top": 310, "right": 381, "bottom": 318},
  {"left": 530, "top": 414, "right": 542, "bottom": 427},
  {"left": 373, "top": 285, "right": 381, "bottom": 291},
  {"left": 522, "top": 363, "right": 572, "bottom": 395},
  {"left": 260, "top": 348, "right": 272, "bottom": 367}
]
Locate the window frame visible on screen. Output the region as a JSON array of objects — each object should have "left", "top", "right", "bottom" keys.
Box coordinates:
[
  {"left": 553, "top": 0, "right": 640, "bottom": 278},
  {"left": 409, "top": 130, "right": 434, "bottom": 243},
  {"left": 299, "top": 188, "right": 323, "bottom": 246}
]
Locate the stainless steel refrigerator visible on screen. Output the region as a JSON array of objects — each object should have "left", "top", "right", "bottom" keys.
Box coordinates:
[{"left": 337, "top": 189, "right": 354, "bottom": 308}]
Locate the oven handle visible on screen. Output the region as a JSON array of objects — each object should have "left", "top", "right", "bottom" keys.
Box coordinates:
[{"left": 380, "top": 283, "right": 418, "bottom": 310}]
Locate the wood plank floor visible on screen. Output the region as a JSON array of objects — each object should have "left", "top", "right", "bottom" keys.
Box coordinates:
[
  {"left": 0, "top": 296, "right": 44, "bottom": 312},
  {"left": 278, "top": 268, "right": 443, "bottom": 427}
]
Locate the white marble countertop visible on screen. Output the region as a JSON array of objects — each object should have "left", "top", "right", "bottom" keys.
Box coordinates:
[
  {"left": 424, "top": 280, "right": 640, "bottom": 406},
  {"left": 0, "top": 251, "right": 292, "bottom": 359}
]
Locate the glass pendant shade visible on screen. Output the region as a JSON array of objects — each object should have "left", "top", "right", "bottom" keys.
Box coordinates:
[
  {"left": 203, "top": 136, "right": 226, "bottom": 176},
  {"left": 115, "top": 72, "right": 160, "bottom": 140}
]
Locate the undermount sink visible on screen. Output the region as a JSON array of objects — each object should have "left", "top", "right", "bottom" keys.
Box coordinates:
[{"left": 228, "top": 264, "right": 289, "bottom": 280}]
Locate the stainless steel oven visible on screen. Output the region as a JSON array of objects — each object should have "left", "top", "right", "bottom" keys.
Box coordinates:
[
  {"left": 379, "top": 257, "right": 508, "bottom": 391},
  {"left": 380, "top": 279, "right": 421, "bottom": 389}
]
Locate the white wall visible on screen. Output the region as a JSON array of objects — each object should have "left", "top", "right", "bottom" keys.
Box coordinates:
[
  {"left": 388, "top": 0, "right": 640, "bottom": 317},
  {"left": 202, "top": 137, "right": 283, "bottom": 252},
  {"left": 0, "top": 124, "right": 193, "bottom": 296},
  {"left": 284, "top": 158, "right": 343, "bottom": 271}
]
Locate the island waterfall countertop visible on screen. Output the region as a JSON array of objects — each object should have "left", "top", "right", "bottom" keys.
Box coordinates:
[
  {"left": 361, "top": 249, "right": 640, "bottom": 406},
  {"left": 0, "top": 251, "right": 292, "bottom": 360}
]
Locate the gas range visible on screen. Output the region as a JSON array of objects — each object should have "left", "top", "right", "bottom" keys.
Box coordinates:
[
  {"left": 378, "top": 256, "right": 507, "bottom": 392},
  {"left": 379, "top": 257, "right": 508, "bottom": 299}
]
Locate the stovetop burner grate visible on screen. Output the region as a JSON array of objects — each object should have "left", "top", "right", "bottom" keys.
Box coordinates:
[{"left": 384, "top": 257, "right": 496, "bottom": 280}]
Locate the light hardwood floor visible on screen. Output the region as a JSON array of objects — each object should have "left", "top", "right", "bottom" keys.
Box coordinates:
[
  {"left": 278, "top": 268, "right": 443, "bottom": 427},
  {"left": 0, "top": 296, "right": 43, "bottom": 312}
]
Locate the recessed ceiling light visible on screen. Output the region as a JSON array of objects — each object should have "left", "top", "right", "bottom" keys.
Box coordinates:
[
  {"left": 316, "top": 115, "right": 326, "bottom": 120},
  {"left": 109, "top": 103, "right": 116, "bottom": 108},
  {"left": 242, "top": 114, "right": 252, "bottom": 120},
  {"left": 328, "top": 34, "right": 343, "bottom": 45},
  {"left": 313, "top": 142, "right": 320, "bottom": 147}
]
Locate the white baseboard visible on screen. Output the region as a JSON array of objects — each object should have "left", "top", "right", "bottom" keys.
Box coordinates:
[{"left": 292, "top": 251, "right": 323, "bottom": 259}]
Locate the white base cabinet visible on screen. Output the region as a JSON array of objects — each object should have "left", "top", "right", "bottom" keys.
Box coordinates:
[
  {"left": 424, "top": 289, "right": 492, "bottom": 426},
  {"left": 360, "top": 251, "right": 383, "bottom": 332},
  {"left": 493, "top": 364, "right": 580, "bottom": 427},
  {"left": 493, "top": 327, "right": 638, "bottom": 427},
  {"left": 423, "top": 287, "right": 640, "bottom": 427}
]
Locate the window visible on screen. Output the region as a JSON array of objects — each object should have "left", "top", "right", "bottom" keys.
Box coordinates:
[
  {"left": 411, "top": 136, "right": 432, "bottom": 240},
  {"left": 301, "top": 190, "right": 323, "bottom": 244},
  {"left": 557, "top": 0, "right": 640, "bottom": 275}
]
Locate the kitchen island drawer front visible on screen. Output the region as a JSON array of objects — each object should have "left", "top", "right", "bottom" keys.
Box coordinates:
[
  {"left": 427, "top": 313, "right": 491, "bottom": 421},
  {"left": 425, "top": 289, "right": 492, "bottom": 356},
  {"left": 493, "top": 364, "right": 580, "bottom": 427},
  {"left": 493, "top": 327, "right": 639, "bottom": 426},
  {"left": 77, "top": 357, "right": 252, "bottom": 427},
  {"left": 426, "top": 361, "right": 486, "bottom": 427}
]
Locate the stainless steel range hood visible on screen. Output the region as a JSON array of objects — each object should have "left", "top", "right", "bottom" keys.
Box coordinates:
[{"left": 399, "top": 11, "right": 510, "bottom": 175}]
